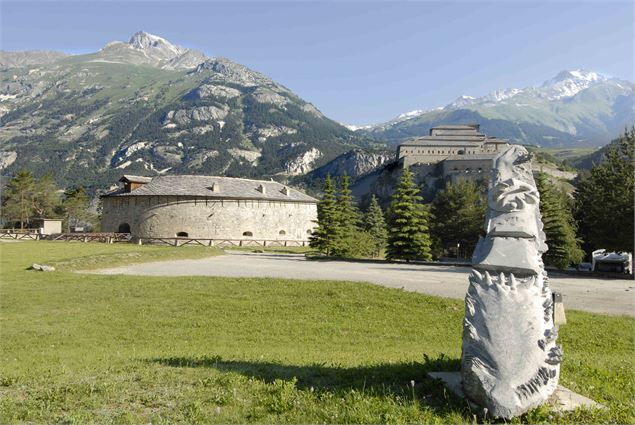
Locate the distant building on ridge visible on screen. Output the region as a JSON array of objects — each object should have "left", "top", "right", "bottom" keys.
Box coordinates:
[{"left": 397, "top": 124, "right": 508, "bottom": 182}]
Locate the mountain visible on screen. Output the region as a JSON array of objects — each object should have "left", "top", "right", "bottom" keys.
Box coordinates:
[
  {"left": 360, "top": 70, "right": 634, "bottom": 148},
  {"left": 0, "top": 51, "right": 68, "bottom": 68},
  {"left": 0, "top": 32, "right": 373, "bottom": 191}
]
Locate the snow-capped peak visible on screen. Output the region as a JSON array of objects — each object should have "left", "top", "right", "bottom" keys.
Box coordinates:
[
  {"left": 545, "top": 69, "right": 605, "bottom": 85},
  {"left": 541, "top": 69, "right": 607, "bottom": 99},
  {"left": 397, "top": 109, "right": 427, "bottom": 120},
  {"left": 128, "top": 31, "right": 185, "bottom": 57},
  {"left": 449, "top": 95, "right": 477, "bottom": 107}
]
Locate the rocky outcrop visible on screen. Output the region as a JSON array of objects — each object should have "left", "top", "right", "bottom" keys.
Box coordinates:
[
  {"left": 252, "top": 88, "right": 288, "bottom": 106},
  {"left": 189, "top": 84, "right": 242, "bottom": 100},
  {"left": 162, "top": 106, "right": 229, "bottom": 126},
  {"left": 284, "top": 148, "right": 322, "bottom": 175},
  {"left": 251, "top": 125, "right": 297, "bottom": 142},
  {"left": 228, "top": 148, "right": 262, "bottom": 165},
  {"left": 193, "top": 58, "right": 274, "bottom": 87},
  {"left": 0, "top": 151, "right": 17, "bottom": 169},
  {"left": 309, "top": 149, "right": 392, "bottom": 179}
]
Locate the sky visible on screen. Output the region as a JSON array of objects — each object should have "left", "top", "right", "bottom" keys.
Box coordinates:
[{"left": 1, "top": 0, "right": 633, "bottom": 125}]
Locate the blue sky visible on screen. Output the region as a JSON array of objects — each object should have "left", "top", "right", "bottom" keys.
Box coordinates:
[{"left": 1, "top": 1, "right": 633, "bottom": 124}]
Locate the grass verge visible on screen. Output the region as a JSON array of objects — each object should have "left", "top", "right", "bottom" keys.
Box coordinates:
[{"left": 0, "top": 242, "right": 633, "bottom": 424}]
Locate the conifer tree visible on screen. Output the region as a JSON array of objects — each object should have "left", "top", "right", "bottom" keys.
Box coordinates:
[
  {"left": 62, "top": 187, "right": 90, "bottom": 233},
  {"left": 32, "top": 173, "right": 60, "bottom": 218},
  {"left": 536, "top": 173, "right": 584, "bottom": 269},
  {"left": 386, "top": 168, "right": 432, "bottom": 261},
  {"left": 365, "top": 195, "right": 387, "bottom": 257},
  {"left": 309, "top": 175, "right": 340, "bottom": 255},
  {"left": 2, "top": 169, "right": 35, "bottom": 229},
  {"left": 430, "top": 179, "right": 485, "bottom": 257},
  {"left": 336, "top": 173, "right": 360, "bottom": 233},
  {"left": 575, "top": 128, "right": 635, "bottom": 253}
]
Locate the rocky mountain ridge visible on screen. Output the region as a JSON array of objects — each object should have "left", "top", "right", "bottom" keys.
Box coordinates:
[
  {"left": 359, "top": 69, "right": 634, "bottom": 147},
  {"left": 0, "top": 32, "right": 373, "bottom": 192}
]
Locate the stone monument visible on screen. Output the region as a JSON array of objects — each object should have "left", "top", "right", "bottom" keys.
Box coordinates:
[{"left": 461, "top": 145, "right": 562, "bottom": 418}]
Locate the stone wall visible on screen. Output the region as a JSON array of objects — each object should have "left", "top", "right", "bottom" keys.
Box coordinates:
[
  {"left": 101, "top": 196, "right": 317, "bottom": 241},
  {"left": 398, "top": 143, "right": 506, "bottom": 168}
]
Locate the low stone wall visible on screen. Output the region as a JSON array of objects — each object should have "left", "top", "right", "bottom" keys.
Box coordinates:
[{"left": 101, "top": 196, "right": 317, "bottom": 241}]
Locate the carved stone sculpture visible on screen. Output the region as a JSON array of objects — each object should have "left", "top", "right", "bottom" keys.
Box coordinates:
[{"left": 461, "top": 145, "right": 562, "bottom": 418}]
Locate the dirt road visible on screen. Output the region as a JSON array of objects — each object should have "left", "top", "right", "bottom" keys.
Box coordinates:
[{"left": 91, "top": 251, "right": 635, "bottom": 317}]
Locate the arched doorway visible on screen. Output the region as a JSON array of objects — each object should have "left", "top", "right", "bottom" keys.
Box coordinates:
[
  {"left": 118, "top": 223, "right": 131, "bottom": 233},
  {"left": 176, "top": 231, "right": 189, "bottom": 237}
]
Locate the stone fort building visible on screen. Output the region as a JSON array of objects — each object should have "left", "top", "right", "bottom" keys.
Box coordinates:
[
  {"left": 397, "top": 124, "right": 508, "bottom": 182},
  {"left": 101, "top": 175, "right": 318, "bottom": 242}
]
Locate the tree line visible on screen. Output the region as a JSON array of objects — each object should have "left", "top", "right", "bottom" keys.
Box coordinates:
[
  {"left": 310, "top": 128, "right": 634, "bottom": 268},
  {"left": 1, "top": 170, "right": 96, "bottom": 232}
]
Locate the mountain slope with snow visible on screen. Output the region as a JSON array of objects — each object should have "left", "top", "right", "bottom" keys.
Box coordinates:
[{"left": 362, "top": 70, "right": 634, "bottom": 147}]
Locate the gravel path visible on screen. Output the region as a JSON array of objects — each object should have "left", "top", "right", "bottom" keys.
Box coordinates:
[{"left": 91, "top": 251, "right": 635, "bottom": 317}]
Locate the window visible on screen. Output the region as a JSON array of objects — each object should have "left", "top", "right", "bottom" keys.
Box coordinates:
[
  {"left": 242, "top": 231, "right": 253, "bottom": 237},
  {"left": 118, "top": 223, "right": 131, "bottom": 233},
  {"left": 176, "top": 231, "right": 188, "bottom": 237},
  {"left": 279, "top": 230, "right": 286, "bottom": 236}
]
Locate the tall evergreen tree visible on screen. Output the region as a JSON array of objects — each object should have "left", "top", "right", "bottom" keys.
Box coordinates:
[
  {"left": 32, "top": 173, "right": 60, "bottom": 218},
  {"left": 336, "top": 173, "right": 360, "bottom": 233},
  {"left": 575, "top": 128, "right": 634, "bottom": 253},
  {"left": 62, "top": 187, "right": 90, "bottom": 232},
  {"left": 430, "top": 179, "right": 485, "bottom": 258},
  {"left": 536, "top": 173, "right": 585, "bottom": 269},
  {"left": 1, "top": 169, "right": 35, "bottom": 229},
  {"left": 309, "top": 175, "right": 340, "bottom": 255},
  {"left": 365, "top": 195, "right": 388, "bottom": 257},
  {"left": 386, "top": 168, "right": 432, "bottom": 261}
]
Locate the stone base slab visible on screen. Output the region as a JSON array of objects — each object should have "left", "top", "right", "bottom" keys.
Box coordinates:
[{"left": 427, "top": 371, "right": 604, "bottom": 414}]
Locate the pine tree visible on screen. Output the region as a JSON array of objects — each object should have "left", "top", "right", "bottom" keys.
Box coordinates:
[
  {"left": 430, "top": 179, "right": 485, "bottom": 258},
  {"left": 536, "top": 173, "right": 585, "bottom": 269},
  {"left": 309, "top": 175, "right": 340, "bottom": 255},
  {"left": 335, "top": 173, "right": 360, "bottom": 233},
  {"left": 32, "top": 173, "right": 60, "bottom": 218},
  {"left": 575, "top": 128, "right": 635, "bottom": 253},
  {"left": 386, "top": 168, "right": 432, "bottom": 261},
  {"left": 62, "top": 187, "right": 90, "bottom": 233},
  {"left": 365, "top": 195, "right": 387, "bottom": 257},
  {"left": 1, "top": 169, "right": 35, "bottom": 229}
]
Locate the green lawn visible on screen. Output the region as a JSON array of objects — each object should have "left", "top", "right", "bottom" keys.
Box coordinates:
[{"left": 0, "top": 242, "right": 633, "bottom": 424}]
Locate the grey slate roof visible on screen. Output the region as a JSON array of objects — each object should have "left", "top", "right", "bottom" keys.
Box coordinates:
[
  {"left": 104, "top": 175, "right": 318, "bottom": 203},
  {"left": 400, "top": 125, "right": 508, "bottom": 147},
  {"left": 120, "top": 175, "right": 153, "bottom": 183}
]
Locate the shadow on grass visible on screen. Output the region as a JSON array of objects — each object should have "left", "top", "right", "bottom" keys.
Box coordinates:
[{"left": 150, "top": 354, "right": 473, "bottom": 418}]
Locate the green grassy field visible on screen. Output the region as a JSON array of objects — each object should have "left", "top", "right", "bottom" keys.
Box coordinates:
[{"left": 0, "top": 242, "right": 633, "bottom": 424}]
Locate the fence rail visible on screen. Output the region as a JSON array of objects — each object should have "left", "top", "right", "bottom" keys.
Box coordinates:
[
  {"left": 0, "top": 232, "right": 41, "bottom": 240},
  {"left": 0, "top": 231, "right": 307, "bottom": 248},
  {"left": 137, "top": 237, "right": 309, "bottom": 247},
  {"left": 44, "top": 233, "right": 132, "bottom": 243}
]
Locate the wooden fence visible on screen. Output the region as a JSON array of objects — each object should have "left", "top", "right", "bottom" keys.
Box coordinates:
[
  {"left": 0, "top": 231, "right": 41, "bottom": 240},
  {"left": 0, "top": 230, "right": 307, "bottom": 248},
  {"left": 44, "top": 233, "right": 133, "bottom": 243},
  {"left": 137, "top": 238, "right": 309, "bottom": 247}
]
